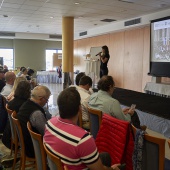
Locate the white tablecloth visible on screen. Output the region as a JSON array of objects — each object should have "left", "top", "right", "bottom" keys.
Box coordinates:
[
  {"left": 121, "top": 105, "right": 170, "bottom": 138},
  {"left": 144, "top": 82, "right": 170, "bottom": 97},
  {"left": 85, "top": 60, "right": 100, "bottom": 78},
  {"left": 36, "top": 71, "right": 61, "bottom": 84}
]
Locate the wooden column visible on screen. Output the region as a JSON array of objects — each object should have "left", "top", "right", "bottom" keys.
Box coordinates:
[{"left": 62, "top": 17, "right": 74, "bottom": 89}]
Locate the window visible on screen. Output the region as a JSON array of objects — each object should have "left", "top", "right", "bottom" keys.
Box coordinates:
[
  {"left": 46, "top": 49, "right": 62, "bottom": 71},
  {"left": 0, "top": 49, "right": 14, "bottom": 70}
]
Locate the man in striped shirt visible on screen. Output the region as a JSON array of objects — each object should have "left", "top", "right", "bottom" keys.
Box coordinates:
[{"left": 44, "top": 87, "right": 120, "bottom": 170}]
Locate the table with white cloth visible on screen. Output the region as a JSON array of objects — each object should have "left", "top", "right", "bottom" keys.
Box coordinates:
[
  {"left": 112, "top": 87, "right": 170, "bottom": 138},
  {"left": 144, "top": 82, "right": 170, "bottom": 98},
  {"left": 36, "top": 71, "right": 61, "bottom": 84},
  {"left": 84, "top": 59, "right": 100, "bottom": 86}
]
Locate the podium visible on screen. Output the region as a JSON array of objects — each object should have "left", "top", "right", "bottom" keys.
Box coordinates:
[{"left": 84, "top": 59, "right": 100, "bottom": 87}]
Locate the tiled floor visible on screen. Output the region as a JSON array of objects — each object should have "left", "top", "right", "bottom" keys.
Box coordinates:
[{"left": 0, "top": 83, "right": 170, "bottom": 169}]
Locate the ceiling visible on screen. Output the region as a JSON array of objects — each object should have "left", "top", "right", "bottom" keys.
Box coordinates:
[{"left": 0, "top": 0, "right": 170, "bottom": 36}]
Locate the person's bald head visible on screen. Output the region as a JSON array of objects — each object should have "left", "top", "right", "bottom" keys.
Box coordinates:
[{"left": 5, "top": 72, "right": 16, "bottom": 85}]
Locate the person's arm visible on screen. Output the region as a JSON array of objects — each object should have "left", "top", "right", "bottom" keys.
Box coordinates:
[
  {"left": 29, "top": 110, "right": 47, "bottom": 136},
  {"left": 111, "top": 100, "right": 131, "bottom": 121},
  {"left": 99, "top": 54, "right": 109, "bottom": 63}
]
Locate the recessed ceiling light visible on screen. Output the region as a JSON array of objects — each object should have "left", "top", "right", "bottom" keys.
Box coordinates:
[
  {"left": 50, "top": 16, "right": 54, "bottom": 19},
  {"left": 3, "top": 14, "right": 8, "bottom": 18},
  {"left": 75, "top": 2, "right": 80, "bottom": 5},
  {"left": 78, "top": 16, "right": 83, "bottom": 19}
]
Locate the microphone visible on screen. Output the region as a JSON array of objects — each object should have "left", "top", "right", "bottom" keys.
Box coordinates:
[{"left": 96, "top": 52, "right": 102, "bottom": 56}]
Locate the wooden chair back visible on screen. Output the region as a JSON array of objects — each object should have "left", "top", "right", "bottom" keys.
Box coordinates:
[
  {"left": 27, "top": 122, "right": 47, "bottom": 170},
  {"left": 87, "top": 107, "right": 102, "bottom": 139},
  {"left": 77, "top": 110, "right": 83, "bottom": 128},
  {"left": 168, "top": 139, "right": 170, "bottom": 148},
  {"left": 43, "top": 143, "right": 68, "bottom": 170},
  {"left": 131, "top": 125, "right": 165, "bottom": 170},
  {"left": 11, "top": 112, "right": 36, "bottom": 169}
]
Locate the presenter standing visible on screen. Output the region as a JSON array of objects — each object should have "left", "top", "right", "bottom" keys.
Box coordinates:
[{"left": 99, "top": 45, "right": 110, "bottom": 78}]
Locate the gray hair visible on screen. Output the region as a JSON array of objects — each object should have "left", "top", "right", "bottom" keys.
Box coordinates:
[{"left": 31, "top": 85, "right": 51, "bottom": 99}]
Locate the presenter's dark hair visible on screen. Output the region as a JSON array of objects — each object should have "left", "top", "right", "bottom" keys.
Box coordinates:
[
  {"left": 102, "top": 45, "right": 109, "bottom": 54},
  {"left": 75, "top": 72, "right": 85, "bottom": 85},
  {"left": 57, "top": 87, "right": 81, "bottom": 119},
  {"left": 14, "top": 81, "right": 31, "bottom": 99},
  {"left": 98, "top": 75, "right": 115, "bottom": 91},
  {"left": 27, "top": 69, "right": 35, "bottom": 76},
  {"left": 79, "top": 76, "right": 92, "bottom": 87}
]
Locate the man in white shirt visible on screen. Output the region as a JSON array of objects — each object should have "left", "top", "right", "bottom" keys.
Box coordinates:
[
  {"left": 77, "top": 76, "right": 92, "bottom": 129},
  {"left": 1, "top": 72, "right": 16, "bottom": 97}
]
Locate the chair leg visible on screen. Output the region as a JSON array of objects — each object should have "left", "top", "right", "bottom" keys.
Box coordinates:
[
  {"left": 10, "top": 140, "right": 13, "bottom": 156},
  {"left": 12, "top": 143, "right": 18, "bottom": 170},
  {"left": 21, "top": 156, "right": 26, "bottom": 170}
]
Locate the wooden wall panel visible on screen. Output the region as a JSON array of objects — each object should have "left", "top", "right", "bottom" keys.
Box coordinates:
[
  {"left": 109, "top": 32, "right": 124, "bottom": 88},
  {"left": 74, "top": 40, "right": 78, "bottom": 70},
  {"left": 124, "top": 28, "right": 144, "bottom": 91},
  {"left": 74, "top": 26, "right": 153, "bottom": 92},
  {"left": 142, "top": 26, "right": 151, "bottom": 91}
]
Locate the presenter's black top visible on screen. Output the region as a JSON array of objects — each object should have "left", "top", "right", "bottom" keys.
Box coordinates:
[{"left": 100, "top": 53, "right": 110, "bottom": 70}]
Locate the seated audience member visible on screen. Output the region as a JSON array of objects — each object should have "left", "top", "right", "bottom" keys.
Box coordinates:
[
  {"left": 88, "top": 76, "right": 140, "bottom": 127},
  {"left": 2, "top": 81, "right": 31, "bottom": 149},
  {"left": 1, "top": 72, "right": 16, "bottom": 97},
  {"left": 20, "top": 68, "right": 28, "bottom": 78},
  {"left": 70, "top": 72, "right": 93, "bottom": 94},
  {"left": 8, "top": 81, "right": 31, "bottom": 112},
  {"left": 17, "top": 85, "right": 51, "bottom": 158},
  {"left": 44, "top": 87, "right": 120, "bottom": 170},
  {"left": 0, "top": 67, "right": 5, "bottom": 92},
  {"left": 7, "top": 77, "right": 26, "bottom": 102},
  {"left": 77, "top": 76, "right": 92, "bottom": 129},
  {"left": 16, "top": 66, "right": 26, "bottom": 77},
  {"left": 3, "top": 65, "right": 9, "bottom": 74}
]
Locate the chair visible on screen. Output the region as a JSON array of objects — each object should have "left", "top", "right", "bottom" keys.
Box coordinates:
[
  {"left": 132, "top": 125, "right": 165, "bottom": 170},
  {"left": 77, "top": 110, "right": 83, "bottom": 128},
  {"left": 43, "top": 143, "right": 68, "bottom": 170},
  {"left": 87, "top": 107, "right": 102, "bottom": 139},
  {"left": 27, "top": 122, "right": 46, "bottom": 170},
  {"left": 5, "top": 105, "right": 19, "bottom": 170},
  {"left": 168, "top": 139, "right": 170, "bottom": 148},
  {"left": 11, "top": 111, "right": 36, "bottom": 170}
]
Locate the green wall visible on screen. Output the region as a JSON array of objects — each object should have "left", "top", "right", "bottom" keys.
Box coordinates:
[{"left": 0, "top": 39, "right": 62, "bottom": 71}]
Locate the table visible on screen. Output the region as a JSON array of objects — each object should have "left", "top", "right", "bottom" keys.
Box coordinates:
[
  {"left": 36, "top": 71, "right": 61, "bottom": 84},
  {"left": 113, "top": 87, "right": 170, "bottom": 138},
  {"left": 144, "top": 82, "right": 170, "bottom": 98}
]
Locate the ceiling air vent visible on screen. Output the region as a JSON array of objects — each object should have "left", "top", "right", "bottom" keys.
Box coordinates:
[
  {"left": 49, "top": 34, "right": 62, "bottom": 39},
  {"left": 79, "top": 31, "right": 87, "bottom": 36},
  {"left": 124, "top": 18, "right": 141, "bottom": 26},
  {"left": 0, "top": 32, "right": 15, "bottom": 37},
  {"left": 100, "top": 19, "right": 116, "bottom": 22}
]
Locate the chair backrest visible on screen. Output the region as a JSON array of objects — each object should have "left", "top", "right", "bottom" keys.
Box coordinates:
[
  {"left": 27, "top": 122, "right": 46, "bottom": 170},
  {"left": 77, "top": 110, "right": 83, "bottom": 128},
  {"left": 87, "top": 107, "right": 102, "bottom": 139},
  {"left": 43, "top": 143, "right": 66, "bottom": 170},
  {"left": 6, "top": 104, "right": 15, "bottom": 140},
  {"left": 132, "top": 125, "right": 165, "bottom": 170},
  {"left": 11, "top": 111, "right": 26, "bottom": 157},
  {"left": 168, "top": 139, "right": 170, "bottom": 148}
]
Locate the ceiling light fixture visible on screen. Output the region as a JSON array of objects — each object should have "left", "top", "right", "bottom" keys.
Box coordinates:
[
  {"left": 50, "top": 16, "right": 54, "bottom": 19},
  {"left": 75, "top": 2, "right": 80, "bottom": 5},
  {"left": 0, "top": 0, "right": 5, "bottom": 9}
]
